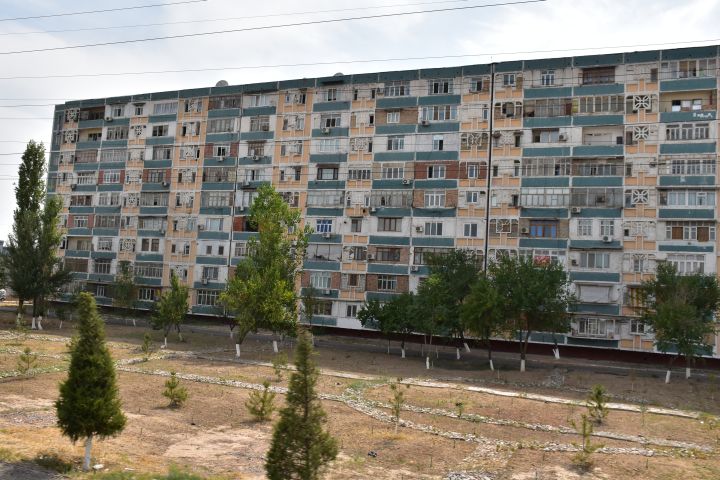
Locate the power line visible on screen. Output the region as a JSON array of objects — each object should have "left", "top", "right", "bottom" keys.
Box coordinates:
[
  {"left": 0, "top": 0, "right": 475, "bottom": 36},
  {"left": 0, "top": 1, "right": 547, "bottom": 56},
  {"left": 0, "top": 0, "right": 209, "bottom": 23}
]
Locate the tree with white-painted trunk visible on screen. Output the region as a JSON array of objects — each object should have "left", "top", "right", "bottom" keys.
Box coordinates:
[
  {"left": 220, "top": 185, "right": 310, "bottom": 359},
  {"left": 639, "top": 263, "right": 719, "bottom": 384},
  {"left": 489, "top": 255, "right": 573, "bottom": 372},
  {"left": 358, "top": 293, "right": 418, "bottom": 359},
  {"left": 150, "top": 272, "right": 189, "bottom": 347},
  {"left": 416, "top": 276, "right": 450, "bottom": 369},
  {"left": 461, "top": 274, "right": 507, "bottom": 371},
  {"left": 55, "top": 293, "right": 126, "bottom": 471},
  {"left": 112, "top": 260, "right": 138, "bottom": 327}
]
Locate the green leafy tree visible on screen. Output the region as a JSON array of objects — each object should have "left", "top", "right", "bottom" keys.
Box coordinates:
[
  {"left": 489, "top": 254, "right": 574, "bottom": 372},
  {"left": 461, "top": 274, "right": 507, "bottom": 371},
  {"left": 425, "top": 250, "right": 482, "bottom": 352},
  {"left": 55, "top": 293, "right": 126, "bottom": 471},
  {"left": 640, "top": 263, "right": 720, "bottom": 383},
  {"left": 358, "top": 293, "right": 418, "bottom": 358},
  {"left": 151, "top": 272, "right": 189, "bottom": 347},
  {"left": 246, "top": 380, "right": 276, "bottom": 421},
  {"left": 162, "top": 372, "right": 188, "bottom": 408},
  {"left": 415, "top": 276, "right": 454, "bottom": 368},
  {"left": 221, "top": 185, "right": 310, "bottom": 358},
  {"left": 113, "top": 260, "right": 138, "bottom": 326},
  {"left": 586, "top": 384, "right": 609, "bottom": 425},
  {"left": 265, "top": 329, "right": 338, "bottom": 479},
  {"left": 3, "top": 141, "right": 47, "bottom": 327}
]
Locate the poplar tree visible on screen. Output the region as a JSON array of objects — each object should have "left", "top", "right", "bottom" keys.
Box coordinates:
[
  {"left": 220, "top": 185, "right": 310, "bottom": 357},
  {"left": 265, "top": 329, "right": 338, "bottom": 479},
  {"left": 56, "top": 293, "right": 126, "bottom": 471},
  {"left": 151, "top": 272, "right": 189, "bottom": 347},
  {"left": 113, "top": 260, "right": 138, "bottom": 326}
]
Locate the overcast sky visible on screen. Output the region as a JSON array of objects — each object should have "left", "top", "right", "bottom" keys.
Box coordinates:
[{"left": 0, "top": 0, "right": 718, "bottom": 240}]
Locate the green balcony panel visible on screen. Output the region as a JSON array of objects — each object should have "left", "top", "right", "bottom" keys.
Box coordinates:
[
  {"left": 572, "top": 176, "right": 623, "bottom": 187},
  {"left": 418, "top": 94, "right": 461, "bottom": 106},
  {"left": 233, "top": 232, "right": 259, "bottom": 241},
  {"left": 659, "top": 110, "right": 716, "bottom": 123},
  {"left": 199, "top": 207, "right": 231, "bottom": 215},
  {"left": 419, "top": 66, "right": 463, "bottom": 79},
  {"left": 311, "top": 127, "right": 350, "bottom": 137},
  {"left": 369, "top": 235, "right": 410, "bottom": 246},
  {"left": 412, "top": 208, "right": 457, "bottom": 218},
  {"left": 307, "top": 180, "right": 345, "bottom": 190},
  {"left": 308, "top": 233, "right": 342, "bottom": 243},
  {"left": 569, "top": 240, "right": 622, "bottom": 250},
  {"left": 179, "top": 87, "right": 211, "bottom": 98},
  {"left": 136, "top": 253, "right": 163, "bottom": 262},
  {"left": 373, "top": 152, "right": 415, "bottom": 162},
  {"left": 147, "top": 114, "right": 177, "bottom": 123},
  {"left": 523, "top": 146, "right": 571, "bottom": 157},
  {"left": 92, "top": 228, "right": 119, "bottom": 237},
  {"left": 308, "top": 316, "right": 338, "bottom": 327},
  {"left": 368, "top": 263, "right": 409, "bottom": 274},
  {"left": 369, "top": 207, "right": 411, "bottom": 217},
  {"left": 572, "top": 145, "right": 624, "bottom": 157},
  {"left": 196, "top": 256, "right": 228, "bottom": 266},
  {"left": 573, "top": 83, "right": 624, "bottom": 96},
  {"left": 575, "top": 208, "right": 622, "bottom": 218},
  {"left": 572, "top": 114, "right": 624, "bottom": 126},
  {"left": 412, "top": 237, "right": 455, "bottom": 247},
  {"left": 573, "top": 52, "right": 623, "bottom": 67},
  {"left": 74, "top": 163, "right": 99, "bottom": 171},
  {"left": 415, "top": 150, "right": 459, "bottom": 161},
  {"left": 413, "top": 179, "right": 457, "bottom": 189},
  {"left": 240, "top": 131, "right": 274, "bottom": 141},
  {"left": 659, "top": 175, "right": 715, "bottom": 186},
  {"left": 659, "top": 142, "right": 716, "bottom": 154},
  {"left": 521, "top": 177, "right": 570, "bottom": 187},
  {"left": 145, "top": 136, "right": 175, "bottom": 146},
  {"left": 198, "top": 231, "right": 230, "bottom": 240},
  {"left": 306, "top": 207, "right": 344, "bottom": 216},
  {"left": 65, "top": 250, "right": 90, "bottom": 258},
  {"left": 302, "top": 261, "right": 341, "bottom": 271},
  {"left": 523, "top": 116, "right": 573, "bottom": 128},
  {"left": 569, "top": 271, "right": 621, "bottom": 283},
  {"left": 523, "top": 87, "right": 572, "bottom": 99},
  {"left": 242, "top": 105, "right": 276, "bottom": 116},
  {"left": 567, "top": 337, "right": 619, "bottom": 348},
  {"left": 659, "top": 208, "right": 714, "bottom": 219},
  {"left": 518, "top": 238, "right": 567, "bottom": 249},
  {"left": 312, "top": 101, "right": 351, "bottom": 112},
  {"left": 375, "top": 124, "right": 417, "bottom": 135},
  {"left": 97, "top": 184, "right": 123, "bottom": 192},
  {"left": 521, "top": 208, "right": 568, "bottom": 218},
  {"left": 658, "top": 244, "right": 714, "bottom": 253},
  {"left": 309, "top": 153, "right": 348, "bottom": 163},
  {"left": 660, "top": 77, "right": 717, "bottom": 92},
  {"left": 78, "top": 119, "right": 104, "bottom": 129},
  {"left": 208, "top": 108, "right": 241, "bottom": 118},
  {"left": 376, "top": 96, "right": 418, "bottom": 109},
  {"left": 69, "top": 206, "right": 94, "bottom": 214},
  {"left": 366, "top": 291, "right": 401, "bottom": 302}
]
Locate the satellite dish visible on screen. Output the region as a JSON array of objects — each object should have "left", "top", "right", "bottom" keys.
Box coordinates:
[
  {"left": 333, "top": 72, "right": 343, "bottom": 77},
  {"left": 215, "top": 80, "right": 229, "bottom": 87}
]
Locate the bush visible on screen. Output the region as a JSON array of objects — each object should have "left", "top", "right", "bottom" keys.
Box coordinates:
[
  {"left": 141, "top": 332, "right": 152, "bottom": 359},
  {"left": 586, "top": 384, "right": 609, "bottom": 425},
  {"left": 163, "top": 372, "right": 188, "bottom": 408},
  {"left": 16, "top": 347, "right": 38, "bottom": 375},
  {"left": 245, "top": 380, "right": 276, "bottom": 421}
]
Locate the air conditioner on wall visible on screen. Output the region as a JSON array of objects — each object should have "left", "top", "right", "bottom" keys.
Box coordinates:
[
  {"left": 105, "top": 116, "right": 113, "bottom": 122},
  {"left": 558, "top": 134, "right": 568, "bottom": 142},
  {"left": 402, "top": 179, "right": 411, "bottom": 185},
  {"left": 322, "top": 232, "right": 331, "bottom": 239},
  {"left": 571, "top": 207, "right": 582, "bottom": 214},
  {"left": 322, "top": 289, "right": 331, "bottom": 295},
  {"left": 520, "top": 227, "right": 529, "bottom": 234},
  {"left": 602, "top": 235, "right": 613, "bottom": 243},
  {"left": 411, "top": 265, "right": 420, "bottom": 272},
  {"left": 202, "top": 278, "right": 208, "bottom": 285},
  {"left": 322, "top": 127, "right": 331, "bottom": 134}
]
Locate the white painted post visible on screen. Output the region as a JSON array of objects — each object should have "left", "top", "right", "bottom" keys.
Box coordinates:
[
  {"left": 37, "top": 315, "right": 43, "bottom": 330},
  {"left": 401, "top": 348, "right": 405, "bottom": 359},
  {"left": 235, "top": 344, "right": 241, "bottom": 358},
  {"left": 489, "top": 359, "right": 494, "bottom": 371},
  {"left": 686, "top": 367, "right": 691, "bottom": 379},
  {"left": 553, "top": 348, "right": 560, "bottom": 360},
  {"left": 272, "top": 340, "right": 278, "bottom": 353},
  {"left": 456, "top": 348, "right": 461, "bottom": 360},
  {"left": 520, "top": 359, "right": 526, "bottom": 372},
  {"left": 31, "top": 316, "right": 36, "bottom": 330},
  {"left": 83, "top": 434, "right": 93, "bottom": 471},
  {"left": 230, "top": 330, "right": 234, "bottom": 339},
  {"left": 665, "top": 369, "right": 671, "bottom": 384},
  {"left": 463, "top": 342, "right": 470, "bottom": 353},
  {"left": 163, "top": 337, "right": 167, "bottom": 348},
  {"left": 426, "top": 356, "right": 430, "bottom": 369}
]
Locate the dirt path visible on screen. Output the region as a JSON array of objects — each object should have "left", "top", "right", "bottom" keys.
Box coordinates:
[{"left": 0, "top": 462, "right": 64, "bottom": 479}]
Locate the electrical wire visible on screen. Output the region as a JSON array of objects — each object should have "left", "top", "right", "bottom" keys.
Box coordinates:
[
  {"left": 0, "top": 0, "right": 208, "bottom": 23},
  {"left": 0, "top": 1, "right": 547, "bottom": 55}
]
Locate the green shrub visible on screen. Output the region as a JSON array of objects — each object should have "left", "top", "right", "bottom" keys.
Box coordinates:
[
  {"left": 246, "top": 381, "right": 276, "bottom": 421},
  {"left": 163, "top": 372, "right": 188, "bottom": 408},
  {"left": 586, "top": 384, "right": 609, "bottom": 425}
]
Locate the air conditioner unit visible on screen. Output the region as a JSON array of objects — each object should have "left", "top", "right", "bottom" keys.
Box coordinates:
[
  {"left": 415, "top": 226, "right": 424, "bottom": 233},
  {"left": 558, "top": 134, "right": 568, "bottom": 142},
  {"left": 322, "top": 289, "right": 331, "bottom": 295},
  {"left": 367, "top": 254, "right": 375, "bottom": 261},
  {"left": 571, "top": 259, "right": 578, "bottom": 266},
  {"left": 159, "top": 229, "right": 166, "bottom": 235},
  {"left": 202, "top": 278, "right": 208, "bottom": 285},
  {"left": 242, "top": 181, "right": 251, "bottom": 186},
  {"left": 370, "top": 207, "right": 377, "bottom": 213},
  {"left": 411, "top": 265, "right": 420, "bottom": 272},
  {"left": 105, "top": 116, "right": 113, "bottom": 122},
  {"left": 252, "top": 155, "right": 260, "bottom": 161},
  {"left": 322, "top": 127, "right": 331, "bottom": 134},
  {"left": 70, "top": 183, "right": 77, "bottom": 190},
  {"left": 420, "top": 120, "right": 430, "bottom": 126},
  {"left": 198, "top": 224, "right": 205, "bottom": 230},
  {"left": 520, "top": 227, "right": 530, "bottom": 234},
  {"left": 322, "top": 232, "right": 331, "bottom": 239},
  {"left": 571, "top": 207, "right": 582, "bottom": 214},
  {"left": 261, "top": 125, "right": 269, "bottom": 131},
  {"left": 602, "top": 235, "right": 613, "bottom": 243},
  {"left": 402, "top": 179, "right": 411, "bottom": 185},
  {"left": 162, "top": 182, "right": 170, "bottom": 187},
  {"left": 237, "top": 206, "right": 245, "bottom": 212},
  {"left": 492, "top": 131, "right": 502, "bottom": 138}
]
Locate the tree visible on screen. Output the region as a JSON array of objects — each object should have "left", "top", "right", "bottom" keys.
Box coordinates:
[
  {"left": 640, "top": 263, "right": 719, "bottom": 382},
  {"left": 3, "top": 141, "right": 46, "bottom": 327},
  {"left": 16, "top": 347, "right": 38, "bottom": 375},
  {"left": 358, "top": 293, "right": 418, "bottom": 358},
  {"left": 586, "top": 384, "right": 609, "bottom": 425},
  {"left": 151, "top": 272, "right": 189, "bottom": 347},
  {"left": 425, "top": 250, "right": 482, "bottom": 355},
  {"left": 221, "top": 185, "right": 310, "bottom": 358},
  {"left": 461, "top": 274, "right": 507, "bottom": 371},
  {"left": 570, "top": 414, "right": 601, "bottom": 472},
  {"left": 389, "top": 380, "right": 409, "bottom": 434},
  {"left": 265, "top": 329, "right": 338, "bottom": 479},
  {"left": 246, "top": 380, "right": 276, "bottom": 421},
  {"left": 162, "top": 372, "right": 188, "bottom": 408},
  {"left": 55, "top": 293, "right": 126, "bottom": 471},
  {"left": 415, "top": 275, "right": 454, "bottom": 368},
  {"left": 112, "top": 260, "right": 138, "bottom": 327},
  {"left": 489, "top": 254, "right": 574, "bottom": 372}
]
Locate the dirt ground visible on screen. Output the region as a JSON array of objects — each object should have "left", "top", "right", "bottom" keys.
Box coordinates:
[{"left": 0, "top": 312, "right": 718, "bottom": 479}]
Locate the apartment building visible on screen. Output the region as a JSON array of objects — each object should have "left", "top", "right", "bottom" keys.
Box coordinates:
[{"left": 49, "top": 45, "right": 720, "bottom": 357}]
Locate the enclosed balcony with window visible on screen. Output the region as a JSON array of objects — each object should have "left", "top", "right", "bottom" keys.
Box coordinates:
[{"left": 581, "top": 66, "right": 616, "bottom": 85}]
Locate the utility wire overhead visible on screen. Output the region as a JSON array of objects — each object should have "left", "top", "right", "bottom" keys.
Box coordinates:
[
  {"left": 0, "top": 0, "right": 476, "bottom": 36},
  {"left": 0, "top": 0, "right": 209, "bottom": 23},
  {"left": 0, "top": 0, "right": 547, "bottom": 56}
]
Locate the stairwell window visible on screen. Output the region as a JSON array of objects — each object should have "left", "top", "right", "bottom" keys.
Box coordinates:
[
  {"left": 502, "top": 73, "right": 516, "bottom": 87},
  {"left": 325, "top": 88, "right": 337, "bottom": 102},
  {"left": 428, "top": 79, "right": 452, "bottom": 95},
  {"left": 432, "top": 135, "right": 444, "bottom": 151},
  {"left": 541, "top": 70, "right": 555, "bottom": 86}
]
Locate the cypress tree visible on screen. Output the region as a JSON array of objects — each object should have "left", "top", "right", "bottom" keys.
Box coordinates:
[
  {"left": 265, "top": 329, "right": 338, "bottom": 480},
  {"left": 56, "top": 293, "right": 126, "bottom": 471}
]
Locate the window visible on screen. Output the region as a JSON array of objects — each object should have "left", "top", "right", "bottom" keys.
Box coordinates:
[
  {"left": 97, "top": 237, "right": 113, "bottom": 251},
  {"left": 348, "top": 168, "right": 370, "bottom": 180},
  {"left": 381, "top": 164, "right": 404, "bottom": 179},
  {"left": 413, "top": 247, "right": 449, "bottom": 265},
  {"left": 387, "top": 136, "right": 405, "bottom": 151},
  {"left": 466, "top": 163, "right": 480, "bottom": 179},
  {"left": 502, "top": 73, "right": 516, "bottom": 86},
  {"left": 661, "top": 58, "right": 717, "bottom": 80},
  {"left": 318, "top": 138, "right": 340, "bottom": 153},
  {"left": 577, "top": 318, "right": 608, "bottom": 337},
  {"left": 424, "top": 190, "right": 446, "bottom": 207},
  {"left": 325, "top": 88, "right": 337, "bottom": 102},
  {"left": 632, "top": 255, "right": 646, "bottom": 273},
  {"left": 134, "top": 105, "right": 144, "bottom": 116},
  {"left": 310, "top": 271, "right": 331, "bottom": 290},
  {"left": 665, "top": 222, "right": 715, "bottom": 241},
  {"left": 424, "top": 222, "right": 443, "bottom": 236},
  {"left": 630, "top": 320, "right": 646, "bottom": 334},
  {"left": 312, "top": 301, "right": 333, "bottom": 316},
  {"left": 151, "top": 125, "right": 169, "bottom": 137},
  {"left": 209, "top": 95, "right": 241, "bottom": 110},
  {"left": 432, "top": 135, "right": 444, "bottom": 151},
  {"left": 317, "top": 166, "right": 339, "bottom": 180},
  {"left": 577, "top": 95, "right": 624, "bottom": 114},
  {"left": 427, "top": 164, "right": 446, "bottom": 178},
  {"left": 205, "top": 218, "right": 224, "bottom": 231},
  {"left": 282, "top": 115, "right": 305, "bottom": 131},
  {"left": 320, "top": 114, "right": 341, "bottom": 128},
  {"left": 102, "top": 170, "right": 120, "bottom": 184},
  {"left": 201, "top": 191, "right": 231, "bottom": 207},
  {"left": 350, "top": 218, "right": 363, "bottom": 233},
  {"left": 375, "top": 247, "right": 401, "bottom": 262},
  {"left": 386, "top": 111, "right": 400, "bottom": 124},
  {"left": 420, "top": 105, "right": 458, "bottom": 122},
  {"left": 667, "top": 158, "right": 715, "bottom": 175},
  {"left": 140, "top": 238, "right": 160, "bottom": 252},
  {"left": 529, "top": 221, "right": 557, "bottom": 238},
  {"left": 579, "top": 252, "right": 610, "bottom": 269},
  {"left": 208, "top": 118, "right": 235, "bottom": 133},
  {"left": 541, "top": 70, "right": 555, "bottom": 86},
  {"left": 660, "top": 190, "right": 716, "bottom": 207},
  {"left": 196, "top": 290, "right": 219, "bottom": 306},
  {"left": 214, "top": 145, "right": 229, "bottom": 157},
  {"left": 76, "top": 172, "right": 96, "bottom": 185},
  {"left": 246, "top": 94, "right": 269, "bottom": 107},
  {"left": 469, "top": 78, "right": 485, "bottom": 92},
  {"left": 138, "top": 288, "right": 157, "bottom": 301},
  {"left": 428, "top": 79, "right": 452, "bottom": 95},
  {"left": 316, "top": 219, "right": 332, "bottom": 233},
  {"left": 95, "top": 215, "right": 120, "bottom": 229},
  {"left": 532, "top": 129, "right": 560, "bottom": 143},
  {"left": 234, "top": 242, "right": 247, "bottom": 257},
  {"left": 249, "top": 116, "right": 270, "bottom": 132},
  {"left": 378, "top": 217, "right": 401, "bottom": 232},
  {"left": 202, "top": 266, "right": 219, "bottom": 280},
  {"left": 600, "top": 220, "right": 615, "bottom": 237},
  {"left": 463, "top": 223, "right": 479, "bottom": 237},
  {"left": 377, "top": 274, "right": 397, "bottom": 291},
  {"left": 346, "top": 305, "right": 359, "bottom": 318},
  {"left": 135, "top": 262, "right": 163, "bottom": 278},
  {"left": 94, "top": 259, "right": 112, "bottom": 274},
  {"left": 385, "top": 81, "right": 409, "bottom": 97},
  {"left": 668, "top": 254, "right": 705, "bottom": 274},
  {"left": 577, "top": 219, "right": 593, "bottom": 236},
  {"left": 465, "top": 191, "right": 481, "bottom": 204},
  {"left": 582, "top": 67, "right": 615, "bottom": 85},
  {"left": 284, "top": 92, "right": 306, "bottom": 105},
  {"left": 152, "top": 102, "right": 177, "bottom": 115},
  {"left": 106, "top": 127, "right": 128, "bottom": 140},
  {"left": 521, "top": 188, "right": 570, "bottom": 207},
  {"left": 280, "top": 141, "right": 303, "bottom": 156},
  {"left": 665, "top": 123, "right": 710, "bottom": 141}
]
